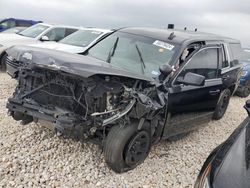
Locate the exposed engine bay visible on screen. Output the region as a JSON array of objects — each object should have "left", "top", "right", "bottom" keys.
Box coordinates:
[{"left": 7, "top": 64, "right": 168, "bottom": 143}]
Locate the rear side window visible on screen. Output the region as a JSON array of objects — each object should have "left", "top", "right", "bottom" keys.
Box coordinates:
[
  {"left": 177, "top": 47, "right": 221, "bottom": 80},
  {"left": 228, "top": 43, "right": 242, "bottom": 66}
]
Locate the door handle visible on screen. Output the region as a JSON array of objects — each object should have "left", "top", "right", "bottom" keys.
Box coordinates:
[
  {"left": 209, "top": 89, "right": 220, "bottom": 95},
  {"left": 222, "top": 75, "right": 230, "bottom": 80}
]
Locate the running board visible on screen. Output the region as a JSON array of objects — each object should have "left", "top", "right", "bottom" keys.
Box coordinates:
[{"left": 162, "top": 111, "right": 214, "bottom": 139}]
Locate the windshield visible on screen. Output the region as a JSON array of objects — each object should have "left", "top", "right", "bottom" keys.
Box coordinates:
[
  {"left": 88, "top": 31, "right": 178, "bottom": 77},
  {"left": 59, "top": 30, "right": 103, "bottom": 47},
  {"left": 242, "top": 49, "right": 250, "bottom": 62},
  {"left": 18, "top": 24, "right": 49, "bottom": 38}
]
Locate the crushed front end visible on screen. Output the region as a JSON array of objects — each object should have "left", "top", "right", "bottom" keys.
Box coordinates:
[{"left": 7, "top": 63, "right": 168, "bottom": 144}]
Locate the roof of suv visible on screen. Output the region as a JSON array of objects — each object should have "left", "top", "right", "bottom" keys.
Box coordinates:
[{"left": 119, "top": 27, "right": 240, "bottom": 45}]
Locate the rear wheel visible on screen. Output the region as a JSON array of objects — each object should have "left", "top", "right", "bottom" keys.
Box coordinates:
[
  {"left": 237, "top": 86, "right": 250, "bottom": 98},
  {"left": 0, "top": 53, "right": 7, "bottom": 72},
  {"left": 213, "top": 89, "right": 231, "bottom": 120},
  {"left": 104, "top": 124, "right": 151, "bottom": 173}
]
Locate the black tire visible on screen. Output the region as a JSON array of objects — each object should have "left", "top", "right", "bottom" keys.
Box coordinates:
[
  {"left": 213, "top": 89, "right": 231, "bottom": 120},
  {"left": 237, "top": 86, "right": 250, "bottom": 98},
  {"left": 104, "top": 124, "right": 151, "bottom": 173},
  {"left": 0, "top": 53, "right": 7, "bottom": 72}
]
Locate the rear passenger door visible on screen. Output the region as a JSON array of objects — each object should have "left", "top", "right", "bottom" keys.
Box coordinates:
[{"left": 169, "top": 45, "right": 224, "bottom": 114}]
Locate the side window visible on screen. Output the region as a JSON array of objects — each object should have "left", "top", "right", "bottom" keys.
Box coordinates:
[
  {"left": 222, "top": 47, "right": 229, "bottom": 68},
  {"left": 44, "top": 28, "right": 66, "bottom": 42},
  {"left": 177, "top": 48, "right": 221, "bottom": 81},
  {"left": 228, "top": 43, "right": 242, "bottom": 66}
]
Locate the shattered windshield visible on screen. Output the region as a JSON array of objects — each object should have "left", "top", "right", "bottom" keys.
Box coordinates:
[
  {"left": 59, "top": 30, "right": 103, "bottom": 47},
  {"left": 18, "top": 24, "right": 49, "bottom": 38},
  {"left": 242, "top": 49, "right": 250, "bottom": 62},
  {"left": 88, "top": 31, "right": 178, "bottom": 78}
]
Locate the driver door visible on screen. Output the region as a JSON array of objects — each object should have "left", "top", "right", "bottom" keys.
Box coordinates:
[{"left": 166, "top": 45, "right": 223, "bottom": 135}]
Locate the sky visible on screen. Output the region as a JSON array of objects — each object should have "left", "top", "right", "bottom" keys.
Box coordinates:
[{"left": 0, "top": 0, "right": 249, "bottom": 47}]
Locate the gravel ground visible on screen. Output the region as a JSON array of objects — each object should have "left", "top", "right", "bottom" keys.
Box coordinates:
[{"left": 0, "top": 72, "right": 249, "bottom": 188}]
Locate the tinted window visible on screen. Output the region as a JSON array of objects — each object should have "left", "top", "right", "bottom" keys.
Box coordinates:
[
  {"left": 88, "top": 32, "right": 178, "bottom": 78},
  {"left": 19, "top": 24, "right": 49, "bottom": 38},
  {"left": 178, "top": 48, "right": 220, "bottom": 80}
]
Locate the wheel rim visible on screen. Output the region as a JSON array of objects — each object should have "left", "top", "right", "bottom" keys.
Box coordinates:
[{"left": 124, "top": 131, "right": 150, "bottom": 167}]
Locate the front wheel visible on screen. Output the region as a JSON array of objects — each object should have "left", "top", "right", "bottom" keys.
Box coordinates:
[
  {"left": 104, "top": 124, "right": 151, "bottom": 173},
  {"left": 213, "top": 89, "right": 231, "bottom": 120}
]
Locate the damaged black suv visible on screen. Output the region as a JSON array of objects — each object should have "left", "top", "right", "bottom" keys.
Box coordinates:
[{"left": 6, "top": 28, "right": 242, "bottom": 173}]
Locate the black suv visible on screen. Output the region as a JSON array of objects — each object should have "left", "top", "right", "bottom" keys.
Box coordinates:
[{"left": 6, "top": 27, "right": 242, "bottom": 173}]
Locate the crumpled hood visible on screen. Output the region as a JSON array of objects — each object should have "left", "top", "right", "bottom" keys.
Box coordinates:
[
  {"left": 6, "top": 45, "right": 154, "bottom": 82},
  {"left": 0, "top": 33, "right": 35, "bottom": 47},
  {"left": 29, "top": 42, "right": 86, "bottom": 54}
]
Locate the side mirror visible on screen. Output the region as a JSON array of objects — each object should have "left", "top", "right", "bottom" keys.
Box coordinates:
[
  {"left": 159, "top": 64, "right": 173, "bottom": 77},
  {"left": 40, "top": 36, "right": 49, "bottom": 42},
  {"left": 177, "top": 72, "right": 205, "bottom": 86}
]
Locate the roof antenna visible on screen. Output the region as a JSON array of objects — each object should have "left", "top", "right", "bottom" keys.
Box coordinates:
[
  {"left": 184, "top": 27, "right": 187, "bottom": 31},
  {"left": 195, "top": 28, "right": 198, "bottom": 32},
  {"left": 168, "top": 32, "right": 176, "bottom": 40}
]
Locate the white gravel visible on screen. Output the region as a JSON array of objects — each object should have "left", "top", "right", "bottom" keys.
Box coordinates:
[{"left": 0, "top": 72, "right": 249, "bottom": 188}]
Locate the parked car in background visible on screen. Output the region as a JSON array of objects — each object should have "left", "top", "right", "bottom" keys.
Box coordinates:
[
  {"left": 2, "top": 27, "right": 27, "bottom": 34},
  {"left": 0, "top": 23, "right": 78, "bottom": 71},
  {"left": 195, "top": 100, "right": 250, "bottom": 188},
  {"left": 29, "top": 28, "right": 111, "bottom": 54},
  {"left": 6, "top": 28, "right": 242, "bottom": 173},
  {"left": 236, "top": 48, "right": 250, "bottom": 97},
  {"left": 0, "top": 18, "right": 41, "bottom": 32}
]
